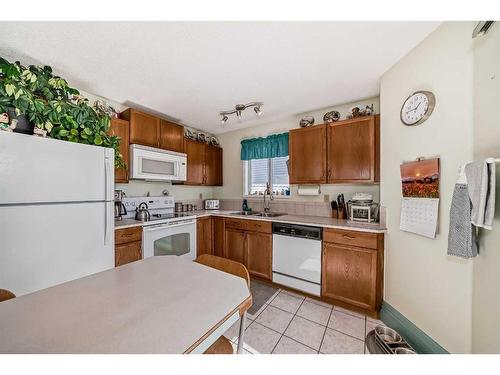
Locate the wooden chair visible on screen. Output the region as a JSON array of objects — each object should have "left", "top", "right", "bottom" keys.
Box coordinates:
[
  {"left": 195, "top": 254, "right": 250, "bottom": 354},
  {"left": 0, "top": 289, "right": 16, "bottom": 302}
]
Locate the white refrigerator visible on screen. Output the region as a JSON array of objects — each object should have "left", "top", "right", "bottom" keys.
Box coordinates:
[{"left": 0, "top": 132, "right": 115, "bottom": 296}]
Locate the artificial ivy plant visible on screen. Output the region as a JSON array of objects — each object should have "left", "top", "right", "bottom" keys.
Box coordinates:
[{"left": 0, "top": 56, "right": 124, "bottom": 167}]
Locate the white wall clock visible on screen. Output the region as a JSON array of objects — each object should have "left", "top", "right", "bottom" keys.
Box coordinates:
[{"left": 400, "top": 90, "right": 436, "bottom": 126}]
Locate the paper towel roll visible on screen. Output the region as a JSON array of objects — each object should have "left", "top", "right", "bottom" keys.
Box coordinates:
[{"left": 297, "top": 185, "right": 321, "bottom": 196}]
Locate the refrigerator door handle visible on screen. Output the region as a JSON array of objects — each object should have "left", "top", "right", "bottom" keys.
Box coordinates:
[
  {"left": 104, "top": 156, "right": 113, "bottom": 202},
  {"left": 104, "top": 202, "right": 113, "bottom": 246}
]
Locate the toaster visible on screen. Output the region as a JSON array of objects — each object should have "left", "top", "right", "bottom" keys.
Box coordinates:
[{"left": 204, "top": 199, "right": 220, "bottom": 210}]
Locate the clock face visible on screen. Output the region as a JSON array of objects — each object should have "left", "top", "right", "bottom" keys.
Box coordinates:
[{"left": 401, "top": 91, "right": 435, "bottom": 126}]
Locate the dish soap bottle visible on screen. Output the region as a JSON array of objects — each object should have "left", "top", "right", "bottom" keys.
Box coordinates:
[{"left": 242, "top": 199, "right": 249, "bottom": 212}]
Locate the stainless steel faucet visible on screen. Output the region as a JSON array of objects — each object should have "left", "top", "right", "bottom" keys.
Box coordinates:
[{"left": 263, "top": 182, "right": 274, "bottom": 213}]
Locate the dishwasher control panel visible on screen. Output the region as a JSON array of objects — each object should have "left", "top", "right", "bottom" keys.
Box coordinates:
[{"left": 272, "top": 223, "right": 322, "bottom": 240}]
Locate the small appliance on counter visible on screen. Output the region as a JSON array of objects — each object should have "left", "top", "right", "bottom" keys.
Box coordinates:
[
  {"left": 114, "top": 190, "right": 127, "bottom": 221},
  {"left": 346, "top": 193, "right": 379, "bottom": 223},
  {"left": 204, "top": 199, "right": 220, "bottom": 210}
]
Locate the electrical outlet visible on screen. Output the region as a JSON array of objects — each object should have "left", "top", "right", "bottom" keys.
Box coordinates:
[
  {"left": 324, "top": 194, "right": 330, "bottom": 203},
  {"left": 199, "top": 193, "right": 203, "bottom": 199}
]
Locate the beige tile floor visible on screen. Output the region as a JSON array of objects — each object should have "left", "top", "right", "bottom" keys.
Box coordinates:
[{"left": 223, "top": 288, "right": 385, "bottom": 354}]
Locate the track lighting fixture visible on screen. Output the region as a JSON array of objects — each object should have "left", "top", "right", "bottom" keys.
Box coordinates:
[{"left": 219, "top": 102, "right": 263, "bottom": 126}]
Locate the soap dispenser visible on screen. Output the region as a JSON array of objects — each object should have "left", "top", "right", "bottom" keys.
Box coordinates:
[{"left": 242, "top": 199, "right": 249, "bottom": 212}]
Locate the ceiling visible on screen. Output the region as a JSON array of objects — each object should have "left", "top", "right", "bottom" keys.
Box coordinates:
[{"left": 0, "top": 22, "right": 440, "bottom": 134}]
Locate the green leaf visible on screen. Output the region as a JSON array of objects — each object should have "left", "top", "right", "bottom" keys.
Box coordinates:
[
  {"left": 83, "top": 127, "right": 92, "bottom": 135},
  {"left": 59, "top": 129, "right": 69, "bottom": 137},
  {"left": 94, "top": 135, "right": 103, "bottom": 145},
  {"left": 45, "top": 121, "right": 53, "bottom": 133},
  {"left": 5, "top": 83, "right": 15, "bottom": 96}
]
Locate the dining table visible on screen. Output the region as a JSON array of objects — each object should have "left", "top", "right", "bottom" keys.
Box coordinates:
[{"left": 0, "top": 256, "right": 252, "bottom": 354}]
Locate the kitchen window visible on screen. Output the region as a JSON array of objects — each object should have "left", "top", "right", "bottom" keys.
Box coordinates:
[{"left": 244, "top": 156, "right": 290, "bottom": 197}]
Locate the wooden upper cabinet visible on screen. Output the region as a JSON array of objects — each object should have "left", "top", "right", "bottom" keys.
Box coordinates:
[
  {"left": 205, "top": 145, "right": 223, "bottom": 186},
  {"left": 184, "top": 140, "right": 223, "bottom": 186},
  {"left": 225, "top": 228, "right": 246, "bottom": 264},
  {"left": 121, "top": 108, "right": 160, "bottom": 148},
  {"left": 327, "top": 115, "right": 379, "bottom": 183},
  {"left": 108, "top": 118, "right": 129, "bottom": 183},
  {"left": 246, "top": 232, "right": 272, "bottom": 280},
  {"left": 160, "top": 119, "right": 184, "bottom": 153},
  {"left": 289, "top": 124, "right": 327, "bottom": 184},
  {"left": 197, "top": 217, "right": 213, "bottom": 257},
  {"left": 184, "top": 139, "right": 205, "bottom": 185}
]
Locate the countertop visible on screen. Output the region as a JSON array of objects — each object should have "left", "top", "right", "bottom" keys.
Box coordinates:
[
  {"left": 0, "top": 257, "right": 251, "bottom": 353},
  {"left": 115, "top": 210, "right": 387, "bottom": 233}
]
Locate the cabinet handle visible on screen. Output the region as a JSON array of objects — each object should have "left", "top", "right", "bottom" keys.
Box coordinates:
[
  {"left": 343, "top": 234, "right": 355, "bottom": 240},
  {"left": 328, "top": 169, "right": 332, "bottom": 179}
]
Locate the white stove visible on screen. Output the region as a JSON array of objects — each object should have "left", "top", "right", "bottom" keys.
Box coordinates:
[{"left": 122, "top": 196, "right": 197, "bottom": 260}]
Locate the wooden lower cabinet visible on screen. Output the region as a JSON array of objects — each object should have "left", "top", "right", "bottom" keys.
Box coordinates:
[
  {"left": 115, "top": 226, "right": 143, "bottom": 267},
  {"left": 246, "top": 231, "right": 272, "bottom": 280},
  {"left": 225, "top": 228, "right": 246, "bottom": 264},
  {"left": 115, "top": 241, "right": 142, "bottom": 267},
  {"left": 223, "top": 218, "right": 272, "bottom": 281},
  {"left": 213, "top": 216, "right": 225, "bottom": 258},
  {"left": 197, "top": 217, "right": 213, "bottom": 256},
  {"left": 321, "top": 228, "right": 383, "bottom": 316}
]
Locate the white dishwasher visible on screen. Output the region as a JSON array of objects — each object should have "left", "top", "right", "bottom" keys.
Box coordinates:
[{"left": 272, "top": 223, "right": 322, "bottom": 296}]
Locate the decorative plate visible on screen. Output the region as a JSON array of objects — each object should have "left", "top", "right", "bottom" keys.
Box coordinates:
[
  {"left": 299, "top": 116, "right": 315, "bottom": 127},
  {"left": 323, "top": 110, "right": 340, "bottom": 123}
]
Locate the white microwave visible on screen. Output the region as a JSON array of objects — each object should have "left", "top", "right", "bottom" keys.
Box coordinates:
[{"left": 130, "top": 144, "right": 187, "bottom": 181}]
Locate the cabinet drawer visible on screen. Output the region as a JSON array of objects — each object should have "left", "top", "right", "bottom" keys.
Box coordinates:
[
  {"left": 224, "top": 218, "right": 271, "bottom": 234},
  {"left": 115, "top": 226, "right": 142, "bottom": 245},
  {"left": 323, "top": 228, "right": 378, "bottom": 249}
]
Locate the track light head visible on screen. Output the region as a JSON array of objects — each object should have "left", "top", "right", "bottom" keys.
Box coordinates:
[
  {"left": 254, "top": 105, "right": 263, "bottom": 117},
  {"left": 220, "top": 114, "right": 228, "bottom": 125}
]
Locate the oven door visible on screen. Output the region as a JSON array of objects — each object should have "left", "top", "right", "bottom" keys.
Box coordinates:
[{"left": 142, "top": 219, "right": 196, "bottom": 260}]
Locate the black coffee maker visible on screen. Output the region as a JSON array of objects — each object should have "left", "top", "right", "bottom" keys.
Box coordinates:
[{"left": 114, "top": 190, "right": 127, "bottom": 221}]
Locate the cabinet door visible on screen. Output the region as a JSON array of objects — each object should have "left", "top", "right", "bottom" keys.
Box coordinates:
[
  {"left": 184, "top": 139, "right": 205, "bottom": 185},
  {"left": 225, "top": 228, "right": 246, "bottom": 264},
  {"left": 327, "top": 116, "right": 375, "bottom": 183},
  {"left": 196, "top": 217, "right": 213, "bottom": 257},
  {"left": 289, "top": 124, "right": 327, "bottom": 184},
  {"left": 115, "top": 240, "right": 142, "bottom": 267},
  {"left": 246, "top": 232, "right": 272, "bottom": 280},
  {"left": 159, "top": 120, "right": 184, "bottom": 153},
  {"left": 204, "top": 145, "right": 223, "bottom": 186},
  {"left": 321, "top": 242, "right": 377, "bottom": 310},
  {"left": 123, "top": 109, "right": 160, "bottom": 148},
  {"left": 213, "top": 216, "right": 225, "bottom": 258},
  {"left": 108, "top": 118, "right": 129, "bottom": 183}
]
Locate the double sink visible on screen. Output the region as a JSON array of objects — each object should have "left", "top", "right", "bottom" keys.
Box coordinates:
[{"left": 230, "top": 211, "right": 286, "bottom": 218}]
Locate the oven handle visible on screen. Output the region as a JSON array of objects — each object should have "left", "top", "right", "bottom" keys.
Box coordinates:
[{"left": 143, "top": 220, "right": 196, "bottom": 232}]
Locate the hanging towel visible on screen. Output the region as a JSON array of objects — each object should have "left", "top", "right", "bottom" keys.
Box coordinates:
[
  {"left": 447, "top": 183, "right": 478, "bottom": 258},
  {"left": 465, "top": 159, "right": 496, "bottom": 230}
]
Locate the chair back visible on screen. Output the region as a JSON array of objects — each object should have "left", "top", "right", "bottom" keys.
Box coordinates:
[
  {"left": 195, "top": 254, "right": 250, "bottom": 287},
  {"left": 0, "top": 289, "right": 16, "bottom": 303}
]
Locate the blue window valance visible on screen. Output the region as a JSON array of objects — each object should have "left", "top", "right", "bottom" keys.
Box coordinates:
[{"left": 240, "top": 132, "right": 289, "bottom": 160}]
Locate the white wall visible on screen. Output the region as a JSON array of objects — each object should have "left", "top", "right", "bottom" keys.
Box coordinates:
[
  {"left": 214, "top": 97, "right": 381, "bottom": 203},
  {"left": 471, "top": 22, "right": 500, "bottom": 353},
  {"left": 380, "top": 22, "right": 475, "bottom": 353}
]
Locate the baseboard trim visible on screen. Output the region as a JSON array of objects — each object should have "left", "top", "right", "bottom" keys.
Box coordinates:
[{"left": 380, "top": 302, "right": 449, "bottom": 354}]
